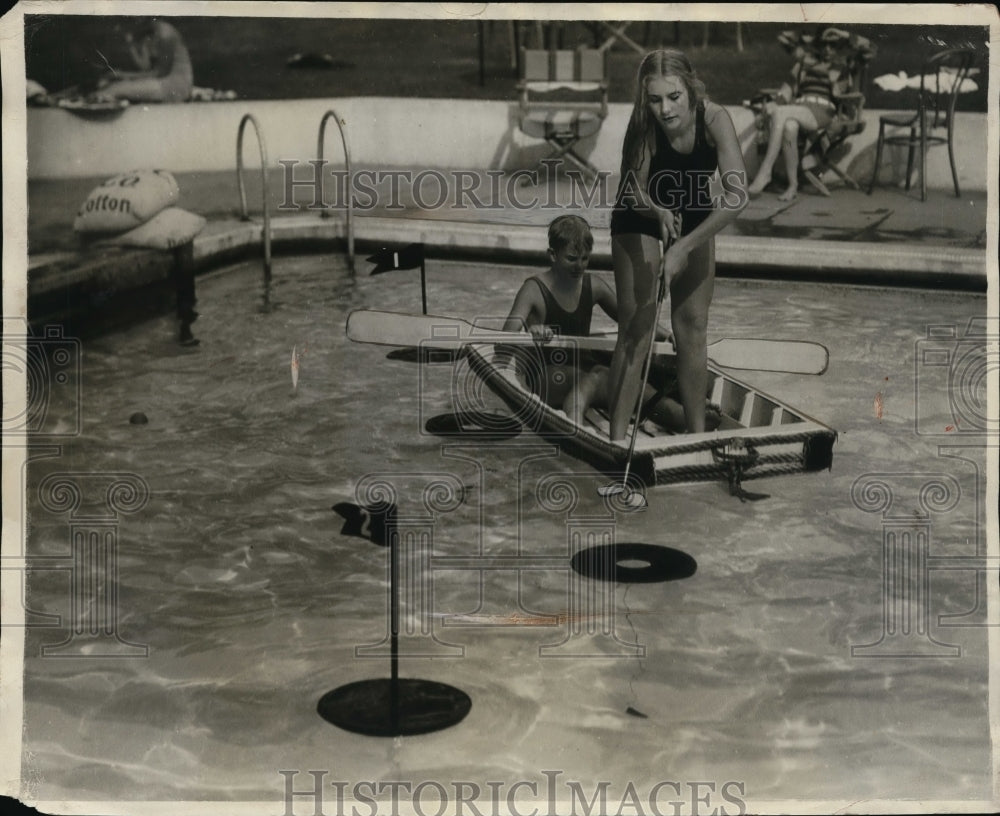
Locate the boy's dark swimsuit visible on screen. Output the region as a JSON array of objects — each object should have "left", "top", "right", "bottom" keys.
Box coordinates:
[
  {"left": 611, "top": 100, "right": 719, "bottom": 240},
  {"left": 520, "top": 275, "right": 604, "bottom": 373},
  {"left": 517, "top": 275, "right": 688, "bottom": 423},
  {"left": 528, "top": 275, "right": 593, "bottom": 337}
]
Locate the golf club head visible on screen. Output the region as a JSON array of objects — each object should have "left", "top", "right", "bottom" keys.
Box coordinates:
[{"left": 598, "top": 481, "right": 648, "bottom": 511}]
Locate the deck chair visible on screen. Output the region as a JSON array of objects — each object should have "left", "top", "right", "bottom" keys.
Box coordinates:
[
  {"left": 867, "top": 48, "right": 975, "bottom": 201},
  {"left": 749, "top": 29, "right": 875, "bottom": 196},
  {"left": 798, "top": 57, "right": 870, "bottom": 196},
  {"left": 517, "top": 48, "right": 608, "bottom": 180}
]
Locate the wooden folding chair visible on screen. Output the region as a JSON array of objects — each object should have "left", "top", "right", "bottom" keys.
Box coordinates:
[
  {"left": 798, "top": 59, "right": 870, "bottom": 196},
  {"left": 867, "top": 48, "right": 975, "bottom": 201}
]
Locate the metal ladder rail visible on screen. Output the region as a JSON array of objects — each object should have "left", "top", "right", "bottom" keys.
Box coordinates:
[
  {"left": 317, "top": 109, "right": 355, "bottom": 269},
  {"left": 236, "top": 113, "right": 272, "bottom": 283}
]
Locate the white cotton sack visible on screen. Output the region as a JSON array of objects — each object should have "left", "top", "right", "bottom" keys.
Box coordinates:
[{"left": 73, "top": 169, "right": 181, "bottom": 233}]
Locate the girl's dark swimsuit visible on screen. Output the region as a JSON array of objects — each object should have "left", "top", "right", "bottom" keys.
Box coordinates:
[{"left": 610, "top": 101, "right": 719, "bottom": 240}]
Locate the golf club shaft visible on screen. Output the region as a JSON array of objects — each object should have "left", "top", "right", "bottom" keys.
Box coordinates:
[{"left": 620, "top": 231, "right": 672, "bottom": 487}]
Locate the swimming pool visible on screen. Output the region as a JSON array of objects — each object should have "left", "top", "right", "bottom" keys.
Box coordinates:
[{"left": 20, "top": 252, "right": 992, "bottom": 810}]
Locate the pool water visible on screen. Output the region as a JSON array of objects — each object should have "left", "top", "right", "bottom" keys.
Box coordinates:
[{"left": 20, "top": 253, "right": 991, "bottom": 809}]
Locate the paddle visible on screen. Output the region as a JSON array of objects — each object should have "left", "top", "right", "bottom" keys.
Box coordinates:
[{"left": 346, "top": 310, "right": 829, "bottom": 375}]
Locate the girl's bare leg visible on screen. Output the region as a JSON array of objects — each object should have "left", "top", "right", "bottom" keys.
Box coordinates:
[
  {"left": 607, "top": 233, "right": 661, "bottom": 441},
  {"left": 670, "top": 240, "right": 715, "bottom": 433}
]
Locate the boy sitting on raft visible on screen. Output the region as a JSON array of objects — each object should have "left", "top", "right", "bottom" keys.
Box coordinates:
[{"left": 501, "top": 214, "right": 718, "bottom": 433}]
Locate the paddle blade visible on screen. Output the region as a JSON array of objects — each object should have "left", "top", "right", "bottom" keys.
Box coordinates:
[
  {"left": 347, "top": 310, "right": 481, "bottom": 348},
  {"left": 708, "top": 338, "right": 829, "bottom": 375}
]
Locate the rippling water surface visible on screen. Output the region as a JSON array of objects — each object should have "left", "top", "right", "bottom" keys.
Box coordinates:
[{"left": 21, "top": 254, "right": 992, "bottom": 809}]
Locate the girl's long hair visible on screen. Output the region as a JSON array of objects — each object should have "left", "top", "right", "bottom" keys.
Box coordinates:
[{"left": 620, "top": 50, "right": 706, "bottom": 175}]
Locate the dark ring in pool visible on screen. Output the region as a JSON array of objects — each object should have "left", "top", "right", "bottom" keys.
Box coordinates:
[
  {"left": 317, "top": 678, "right": 471, "bottom": 737},
  {"left": 424, "top": 411, "right": 522, "bottom": 439},
  {"left": 570, "top": 543, "right": 697, "bottom": 584}
]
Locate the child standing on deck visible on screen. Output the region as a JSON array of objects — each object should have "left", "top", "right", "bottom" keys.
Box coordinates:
[{"left": 502, "top": 215, "right": 714, "bottom": 432}]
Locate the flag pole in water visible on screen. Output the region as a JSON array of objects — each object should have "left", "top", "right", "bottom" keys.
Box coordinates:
[
  {"left": 366, "top": 243, "right": 427, "bottom": 315},
  {"left": 316, "top": 505, "right": 471, "bottom": 736},
  {"left": 421, "top": 256, "right": 427, "bottom": 316},
  {"left": 389, "top": 525, "right": 400, "bottom": 733}
]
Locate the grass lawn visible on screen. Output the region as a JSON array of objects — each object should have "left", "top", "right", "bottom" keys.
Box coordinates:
[{"left": 24, "top": 15, "right": 989, "bottom": 111}]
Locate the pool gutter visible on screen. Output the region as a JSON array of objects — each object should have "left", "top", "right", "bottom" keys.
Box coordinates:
[{"left": 27, "top": 212, "right": 987, "bottom": 331}]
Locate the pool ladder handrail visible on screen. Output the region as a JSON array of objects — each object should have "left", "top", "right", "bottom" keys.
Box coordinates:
[
  {"left": 317, "top": 109, "right": 354, "bottom": 268},
  {"left": 236, "top": 112, "right": 272, "bottom": 283}
]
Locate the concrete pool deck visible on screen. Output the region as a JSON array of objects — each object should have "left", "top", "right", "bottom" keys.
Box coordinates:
[{"left": 25, "top": 169, "right": 991, "bottom": 330}]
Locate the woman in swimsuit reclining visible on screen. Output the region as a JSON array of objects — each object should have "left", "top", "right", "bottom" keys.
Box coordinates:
[{"left": 746, "top": 27, "right": 856, "bottom": 201}]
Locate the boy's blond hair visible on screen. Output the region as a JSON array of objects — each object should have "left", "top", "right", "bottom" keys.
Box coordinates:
[{"left": 548, "top": 215, "right": 594, "bottom": 255}]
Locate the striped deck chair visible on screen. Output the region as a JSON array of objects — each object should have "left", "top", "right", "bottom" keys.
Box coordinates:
[{"left": 517, "top": 48, "right": 608, "bottom": 181}]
